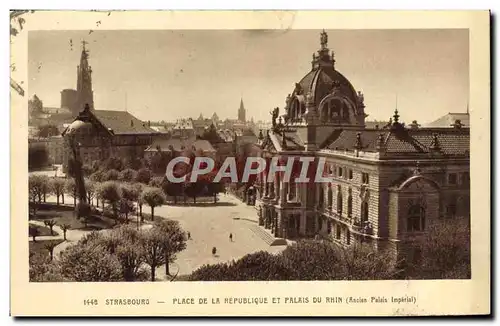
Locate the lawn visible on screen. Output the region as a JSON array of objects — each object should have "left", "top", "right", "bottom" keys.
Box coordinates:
[
  {"left": 28, "top": 223, "right": 59, "bottom": 237},
  {"left": 29, "top": 239, "right": 64, "bottom": 256},
  {"left": 31, "top": 204, "right": 117, "bottom": 231}
]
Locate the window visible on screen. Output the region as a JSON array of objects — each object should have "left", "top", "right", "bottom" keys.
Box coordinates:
[
  {"left": 327, "top": 187, "right": 333, "bottom": 208},
  {"left": 336, "top": 225, "right": 341, "bottom": 240},
  {"left": 348, "top": 169, "right": 353, "bottom": 180},
  {"left": 346, "top": 229, "right": 351, "bottom": 245},
  {"left": 338, "top": 167, "right": 343, "bottom": 178},
  {"left": 407, "top": 204, "right": 425, "bottom": 232},
  {"left": 446, "top": 197, "right": 457, "bottom": 218},
  {"left": 448, "top": 173, "right": 457, "bottom": 185},
  {"left": 361, "top": 201, "right": 369, "bottom": 223},
  {"left": 461, "top": 172, "right": 470, "bottom": 186},
  {"left": 362, "top": 173, "right": 369, "bottom": 185},
  {"left": 347, "top": 195, "right": 353, "bottom": 218},
  {"left": 337, "top": 190, "right": 343, "bottom": 215},
  {"left": 288, "top": 181, "right": 296, "bottom": 201},
  {"left": 327, "top": 221, "right": 332, "bottom": 234},
  {"left": 318, "top": 186, "right": 324, "bottom": 208}
]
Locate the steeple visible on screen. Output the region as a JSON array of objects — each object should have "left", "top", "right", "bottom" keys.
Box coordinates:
[
  {"left": 76, "top": 40, "right": 94, "bottom": 113},
  {"left": 312, "top": 29, "right": 335, "bottom": 70},
  {"left": 238, "top": 97, "right": 246, "bottom": 122}
]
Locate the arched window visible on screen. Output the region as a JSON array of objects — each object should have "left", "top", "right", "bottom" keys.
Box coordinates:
[
  {"left": 347, "top": 194, "right": 353, "bottom": 218},
  {"left": 361, "top": 201, "right": 369, "bottom": 223},
  {"left": 318, "top": 186, "right": 324, "bottom": 208},
  {"left": 337, "top": 189, "right": 343, "bottom": 215},
  {"left": 407, "top": 204, "right": 425, "bottom": 232},
  {"left": 327, "top": 187, "right": 333, "bottom": 209}
]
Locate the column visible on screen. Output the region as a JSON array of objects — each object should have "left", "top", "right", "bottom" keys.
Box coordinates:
[
  {"left": 277, "top": 210, "right": 284, "bottom": 238},
  {"left": 299, "top": 213, "right": 307, "bottom": 236}
]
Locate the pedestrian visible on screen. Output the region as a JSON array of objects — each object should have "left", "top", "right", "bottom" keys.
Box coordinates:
[
  {"left": 212, "top": 246, "right": 217, "bottom": 256},
  {"left": 229, "top": 233, "right": 233, "bottom": 242},
  {"left": 187, "top": 231, "right": 191, "bottom": 240}
]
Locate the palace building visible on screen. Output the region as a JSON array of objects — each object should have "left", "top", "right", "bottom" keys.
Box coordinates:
[{"left": 255, "top": 31, "right": 470, "bottom": 262}]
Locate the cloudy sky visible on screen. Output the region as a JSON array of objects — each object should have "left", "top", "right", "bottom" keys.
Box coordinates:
[{"left": 28, "top": 29, "right": 469, "bottom": 123}]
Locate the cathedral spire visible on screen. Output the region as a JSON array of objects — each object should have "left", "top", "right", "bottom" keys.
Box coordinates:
[
  {"left": 238, "top": 97, "right": 246, "bottom": 122},
  {"left": 76, "top": 40, "right": 94, "bottom": 113}
]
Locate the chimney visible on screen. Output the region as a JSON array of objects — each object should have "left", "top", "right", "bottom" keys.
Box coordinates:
[
  {"left": 148, "top": 120, "right": 151, "bottom": 127},
  {"left": 130, "top": 120, "right": 134, "bottom": 127}
]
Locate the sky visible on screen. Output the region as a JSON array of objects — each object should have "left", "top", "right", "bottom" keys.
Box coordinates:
[{"left": 28, "top": 29, "right": 469, "bottom": 124}]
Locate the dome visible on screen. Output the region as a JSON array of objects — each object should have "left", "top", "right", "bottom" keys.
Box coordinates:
[
  {"left": 284, "top": 30, "right": 365, "bottom": 126},
  {"left": 64, "top": 119, "right": 93, "bottom": 137}
]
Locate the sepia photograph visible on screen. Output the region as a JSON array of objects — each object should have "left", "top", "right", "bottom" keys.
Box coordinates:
[{"left": 10, "top": 10, "right": 490, "bottom": 316}]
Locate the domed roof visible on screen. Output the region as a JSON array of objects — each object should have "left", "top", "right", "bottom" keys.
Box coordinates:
[
  {"left": 296, "top": 68, "right": 359, "bottom": 109},
  {"left": 286, "top": 30, "right": 365, "bottom": 124}
]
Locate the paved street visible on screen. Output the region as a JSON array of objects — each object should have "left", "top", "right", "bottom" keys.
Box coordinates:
[{"left": 149, "top": 194, "right": 287, "bottom": 279}]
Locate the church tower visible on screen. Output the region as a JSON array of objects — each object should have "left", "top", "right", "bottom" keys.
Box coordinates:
[
  {"left": 76, "top": 41, "right": 94, "bottom": 113},
  {"left": 238, "top": 98, "right": 246, "bottom": 122}
]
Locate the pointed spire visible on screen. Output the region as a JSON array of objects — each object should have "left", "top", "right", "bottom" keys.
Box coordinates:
[
  {"left": 393, "top": 108, "right": 400, "bottom": 124},
  {"left": 76, "top": 40, "right": 94, "bottom": 112}
]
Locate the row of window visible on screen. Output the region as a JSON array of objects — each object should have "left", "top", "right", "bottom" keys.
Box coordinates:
[
  {"left": 326, "top": 222, "right": 352, "bottom": 245},
  {"left": 328, "top": 165, "right": 370, "bottom": 185},
  {"left": 318, "top": 187, "right": 369, "bottom": 222},
  {"left": 447, "top": 172, "right": 470, "bottom": 186}
]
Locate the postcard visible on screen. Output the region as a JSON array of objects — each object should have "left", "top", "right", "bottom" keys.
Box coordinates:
[{"left": 10, "top": 10, "right": 490, "bottom": 316}]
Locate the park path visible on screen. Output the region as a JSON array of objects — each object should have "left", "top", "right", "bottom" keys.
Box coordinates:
[{"left": 29, "top": 220, "right": 153, "bottom": 259}]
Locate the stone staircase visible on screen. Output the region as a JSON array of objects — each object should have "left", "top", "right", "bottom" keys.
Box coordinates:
[{"left": 249, "top": 224, "right": 288, "bottom": 246}]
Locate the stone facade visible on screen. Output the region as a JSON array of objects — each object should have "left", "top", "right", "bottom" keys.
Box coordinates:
[{"left": 254, "top": 30, "right": 470, "bottom": 263}]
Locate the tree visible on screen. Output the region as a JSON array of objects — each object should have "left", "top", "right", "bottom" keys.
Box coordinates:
[
  {"left": 76, "top": 201, "right": 91, "bottom": 228},
  {"left": 49, "top": 177, "right": 65, "bottom": 206},
  {"left": 37, "top": 124, "right": 60, "bottom": 138},
  {"left": 162, "top": 179, "right": 183, "bottom": 204},
  {"left": 140, "top": 227, "right": 167, "bottom": 281},
  {"left": 29, "top": 225, "right": 40, "bottom": 242},
  {"left": 82, "top": 164, "right": 93, "bottom": 177},
  {"left": 84, "top": 178, "right": 96, "bottom": 205},
  {"left": 39, "top": 175, "right": 50, "bottom": 203},
  {"left": 59, "top": 234, "right": 123, "bottom": 282},
  {"left": 103, "top": 169, "right": 120, "bottom": 181},
  {"left": 120, "top": 183, "right": 140, "bottom": 224},
  {"left": 29, "top": 253, "right": 65, "bottom": 282},
  {"left": 131, "top": 183, "right": 144, "bottom": 223},
  {"left": 60, "top": 223, "right": 71, "bottom": 241},
  {"left": 149, "top": 176, "right": 164, "bottom": 188},
  {"left": 90, "top": 170, "right": 104, "bottom": 182},
  {"left": 113, "top": 226, "right": 148, "bottom": 281},
  {"left": 102, "top": 157, "right": 124, "bottom": 172},
  {"left": 43, "top": 219, "right": 57, "bottom": 236},
  {"left": 28, "top": 175, "right": 45, "bottom": 216},
  {"left": 135, "top": 167, "right": 152, "bottom": 184},
  {"left": 64, "top": 178, "right": 77, "bottom": 206},
  {"left": 44, "top": 242, "right": 58, "bottom": 261},
  {"left": 28, "top": 146, "right": 49, "bottom": 170},
  {"left": 119, "top": 198, "right": 135, "bottom": 223},
  {"left": 98, "top": 181, "right": 122, "bottom": 223},
  {"left": 280, "top": 240, "right": 343, "bottom": 280},
  {"left": 140, "top": 187, "right": 166, "bottom": 221},
  {"left": 119, "top": 168, "right": 138, "bottom": 183},
  {"left": 337, "top": 244, "right": 400, "bottom": 280},
  {"left": 155, "top": 220, "right": 187, "bottom": 277},
  {"left": 409, "top": 218, "right": 470, "bottom": 279}
]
